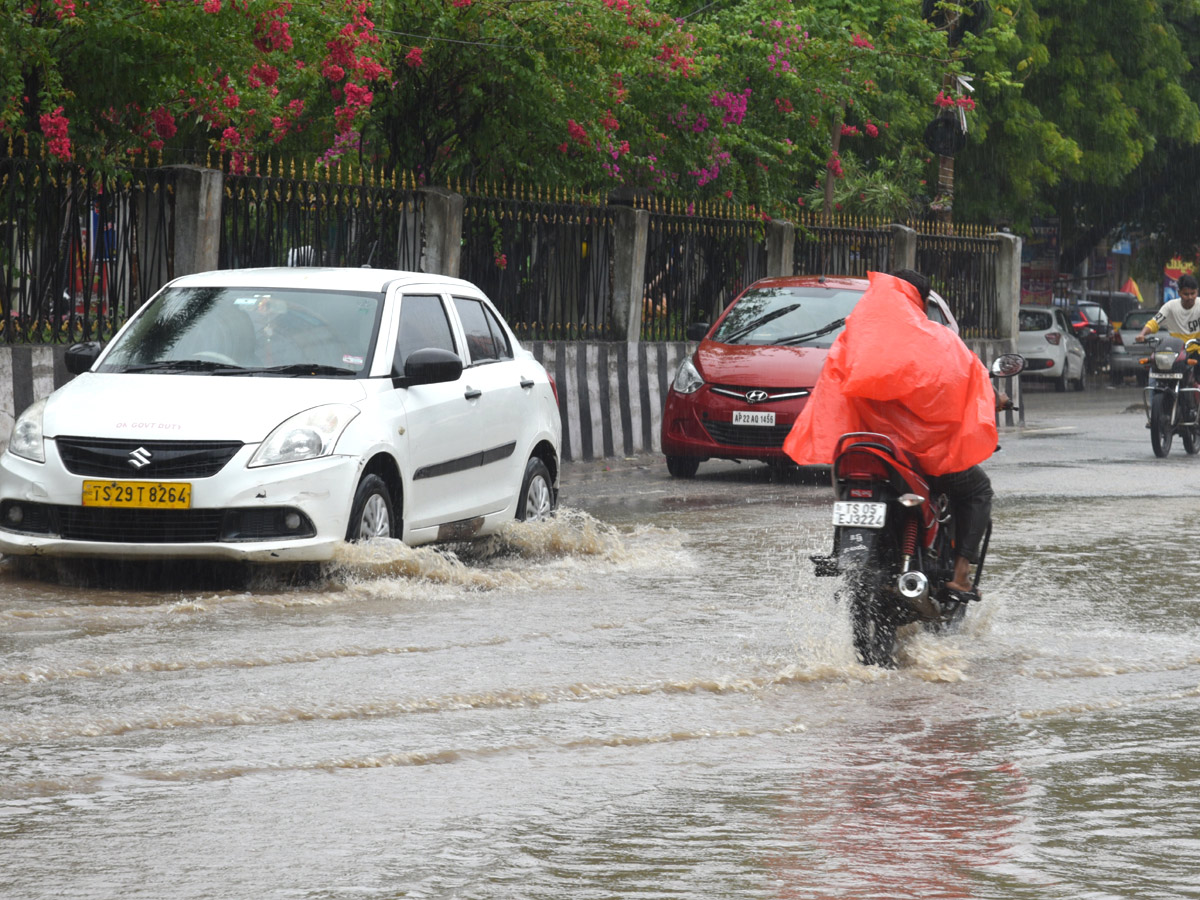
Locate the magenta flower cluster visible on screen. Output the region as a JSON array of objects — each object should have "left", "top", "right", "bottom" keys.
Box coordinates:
[{"left": 711, "top": 88, "right": 750, "bottom": 127}]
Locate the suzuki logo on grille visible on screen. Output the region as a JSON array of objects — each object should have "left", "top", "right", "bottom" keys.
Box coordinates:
[
  {"left": 128, "top": 447, "right": 153, "bottom": 469},
  {"left": 745, "top": 390, "right": 769, "bottom": 404}
]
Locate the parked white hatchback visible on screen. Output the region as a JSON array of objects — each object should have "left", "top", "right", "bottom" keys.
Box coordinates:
[
  {"left": 0, "top": 268, "right": 562, "bottom": 562},
  {"left": 1017, "top": 304, "right": 1087, "bottom": 392}
]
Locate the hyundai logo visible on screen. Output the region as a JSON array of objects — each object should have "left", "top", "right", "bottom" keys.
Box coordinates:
[
  {"left": 745, "top": 390, "right": 769, "bottom": 404},
  {"left": 128, "top": 447, "right": 153, "bottom": 469}
]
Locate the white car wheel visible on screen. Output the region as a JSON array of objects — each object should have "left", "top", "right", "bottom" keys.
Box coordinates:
[
  {"left": 346, "top": 474, "right": 395, "bottom": 541},
  {"left": 517, "top": 458, "right": 555, "bottom": 522}
]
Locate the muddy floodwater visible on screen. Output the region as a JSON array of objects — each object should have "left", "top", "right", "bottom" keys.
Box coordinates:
[{"left": 2, "top": 385, "right": 1199, "bottom": 899}]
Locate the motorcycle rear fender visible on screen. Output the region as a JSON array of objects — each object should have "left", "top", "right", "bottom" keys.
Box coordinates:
[{"left": 810, "top": 525, "right": 879, "bottom": 578}]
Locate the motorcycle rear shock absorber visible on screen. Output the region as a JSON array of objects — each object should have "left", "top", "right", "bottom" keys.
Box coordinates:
[{"left": 901, "top": 512, "right": 919, "bottom": 561}]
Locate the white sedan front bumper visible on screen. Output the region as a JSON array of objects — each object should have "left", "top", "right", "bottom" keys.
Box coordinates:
[{"left": 0, "top": 442, "right": 364, "bottom": 562}]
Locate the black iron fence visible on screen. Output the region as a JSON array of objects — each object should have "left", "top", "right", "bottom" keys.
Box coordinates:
[
  {"left": 794, "top": 222, "right": 893, "bottom": 277},
  {"left": 915, "top": 230, "right": 1000, "bottom": 339},
  {"left": 460, "top": 189, "right": 616, "bottom": 341},
  {"left": 641, "top": 205, "right": 767, "bottom": 341},
  {"left": 219, "top": 165, "right": 423, "bottom": 271},
  {"left": 0, "top": 151, "right": 1006, "bottom": 344},
  {"left": 0, "top": 154, "right": 175, "bottom": 344}
]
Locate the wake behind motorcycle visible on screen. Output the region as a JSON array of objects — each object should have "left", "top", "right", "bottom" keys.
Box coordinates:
[
  {"left": 810, "top": 353, "right": 1025, "bottom": 667},
  {"left": 1140, "top": 335, "right": 1200, "bottom": 458}
]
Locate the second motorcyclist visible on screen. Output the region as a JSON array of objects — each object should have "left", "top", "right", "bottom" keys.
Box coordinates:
[{"left": 1137, "top": 273, "right": 1200, "bottom": 344}]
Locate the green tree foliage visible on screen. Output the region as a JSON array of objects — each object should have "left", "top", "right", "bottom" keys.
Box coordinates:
[{"left": 954, "top": 0, "right": 1200, "bottom": 263}]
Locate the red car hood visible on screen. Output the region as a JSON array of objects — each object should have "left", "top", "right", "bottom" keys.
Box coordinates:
[{"left": 694, "top": 340, "right": 827, "bottom": 388}]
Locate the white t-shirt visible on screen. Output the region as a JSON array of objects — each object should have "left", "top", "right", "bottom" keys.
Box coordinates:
[{"left": 1148, "top": 298, "right": 1200, "bottom": 339}]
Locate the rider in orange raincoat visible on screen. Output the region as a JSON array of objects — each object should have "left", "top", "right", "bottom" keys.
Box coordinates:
[{"left": 783, "top": 269, "right": 1000, "bottom": 595}]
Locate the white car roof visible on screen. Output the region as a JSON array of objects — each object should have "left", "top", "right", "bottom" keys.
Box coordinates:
[{"left": 167, "top": 267, "right": 481, "bottom": 294}]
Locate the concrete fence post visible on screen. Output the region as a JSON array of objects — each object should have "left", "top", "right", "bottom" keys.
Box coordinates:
[
  {"left": 989, "top": 232, "right": 1022, "bottom": 348},
  {"left": 889, "top": 224, "right": 918, "bottom": 271},
  {"left": 611, "top": 206, "right": 650, "bottom": 343},
  {"left": 766, "top": 219, "right": 795, "bottom": 277},
  {"left": 418, "top": 187, "right": 464, "bottom": 277},
  {"left": 161, "top": 166, "right": 223, "bottom": 277}
]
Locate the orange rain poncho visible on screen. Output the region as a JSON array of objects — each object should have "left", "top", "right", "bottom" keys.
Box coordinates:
[{"left": 783, "top": 271, "right": 998, "bottom": 476}]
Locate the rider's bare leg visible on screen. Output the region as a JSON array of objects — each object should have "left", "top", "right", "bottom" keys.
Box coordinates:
[{"left": 945, "top": 555, "right": 976, "bottom": 594}]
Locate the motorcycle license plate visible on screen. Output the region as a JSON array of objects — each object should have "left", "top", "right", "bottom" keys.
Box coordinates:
[
  {"left": 1153, "top": 373, "right": 1182, "bottom": 379},
  {"left": 832, "top": 501, "right": 886, "bottom": 528}
]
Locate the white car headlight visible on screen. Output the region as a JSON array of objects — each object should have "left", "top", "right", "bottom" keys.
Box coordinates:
[
  {"left": 9, "top": 398, "right": 47, "bottom": 463},
  {"left": 672, "top": 356, "right": 705, "bottom": 394},
  {"left": 249, "top": 404, "right": 360, "bottom": 468}
]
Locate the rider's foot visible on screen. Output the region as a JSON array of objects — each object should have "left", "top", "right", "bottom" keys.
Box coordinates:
[{"left": 943, "top": 580, "right": 982, "bottom": 601}]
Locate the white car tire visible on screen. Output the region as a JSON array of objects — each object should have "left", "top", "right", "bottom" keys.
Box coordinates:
[
  {"left": 517, "top": 457, "right": 556, "bottom": 522},
  {"left": 346, "top": 473, "right": 396, "bottom": 541}
]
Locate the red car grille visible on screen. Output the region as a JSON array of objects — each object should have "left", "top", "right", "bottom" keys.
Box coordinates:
[{"left": 702, "top": 420, "right": 792, "bottom": 448}]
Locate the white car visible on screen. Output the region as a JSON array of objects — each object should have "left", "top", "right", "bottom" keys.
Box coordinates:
[
  {"left": 1017, "top": 304, "right": 1087, "bottom": 391},
  {"left": 0, "top": 268, "right": 562, "bottom": 562}
]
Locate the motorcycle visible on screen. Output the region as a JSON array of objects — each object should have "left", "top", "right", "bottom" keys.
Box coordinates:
[
  {"left": 1140, "top": 335, "right": 1200, "bottom": 458},
  {"left": 810, "top": 353, "right": 1025, "bottom": 667}
]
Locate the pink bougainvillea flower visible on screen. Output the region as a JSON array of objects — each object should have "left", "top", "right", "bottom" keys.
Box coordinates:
[
  {"left": 567, "top": 119, "right": 589, "bottom": 145},
  {"left": 865, "top": 122, "right": 879, "bottom": 137},
  {"left": 39, "top": 106, "right": 72, "bottom": 161},
  {"left": 203, "top": 0, "right": 220, "bottom": 13},
  {"left": 150, "top": 107, "right": 177, "bottom": 140},
  {"left": 405, "top": 47, "right": 423, "bottom": 68},
  {"left": 851, "top": 33, "right": 874, "bottom": 50}
]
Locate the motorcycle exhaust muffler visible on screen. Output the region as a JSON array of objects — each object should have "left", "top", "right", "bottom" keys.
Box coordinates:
[
  {"left": 897, "top": 570, "right": 928, "bottom": 601},
  {"left": 897, "top": 570, "right": 938, "bottom": 618}
]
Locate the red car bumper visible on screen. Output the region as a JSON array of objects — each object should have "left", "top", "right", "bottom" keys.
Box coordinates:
[{"left": 661, "top": 385, "right": 808, "bottom": 462}]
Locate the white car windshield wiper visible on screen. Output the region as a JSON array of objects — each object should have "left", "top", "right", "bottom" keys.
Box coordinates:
[
  {"left": 120, "top": 359, "right": 244, "bottom": 373},
  {"left": 771, "top": 318, "right": 846, "bottom": 346},
  {"left": 227, "top": 363, "right": 358, "bottom": 377},
  {"left": 720, "top": 303, "right": 802, "bottom": 344}
]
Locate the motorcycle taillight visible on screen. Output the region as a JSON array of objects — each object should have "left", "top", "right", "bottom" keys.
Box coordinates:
[{"left": 835, "top": 450, "right": 890, "bottom": 480}]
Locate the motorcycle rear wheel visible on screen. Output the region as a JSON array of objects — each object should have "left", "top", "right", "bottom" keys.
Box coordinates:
[
  {"left": 1151, "top": 392, "right": 1174, "bottom": 458},
  {"left": 838, "top": 534, "right": 898, "bottom": 667}
]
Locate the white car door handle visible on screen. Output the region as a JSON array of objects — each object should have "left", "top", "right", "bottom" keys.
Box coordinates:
[
  {"left": 464, "top": 387, "right": 482, "bottom": 400},
  {"left": 520, "top": 378, "right": 535, "bottom": 389}
]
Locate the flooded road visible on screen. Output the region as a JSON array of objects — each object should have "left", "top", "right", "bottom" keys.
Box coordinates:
[{"left": 3, "top": 383, "right": 1199, "bottom": 899}]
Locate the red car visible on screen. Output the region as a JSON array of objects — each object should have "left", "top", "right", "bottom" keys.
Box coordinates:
[{"left": 661, "top": 275, "right": 959, "bottom": 477}]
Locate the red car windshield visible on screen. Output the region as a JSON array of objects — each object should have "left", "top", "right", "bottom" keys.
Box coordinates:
[{"left": 713, "top": 287, "right": 863, "bottom": 346}]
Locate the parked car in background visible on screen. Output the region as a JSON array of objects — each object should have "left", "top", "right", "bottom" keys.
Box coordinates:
[
  {"left": 1018, "top": 305, "right": 1087, "bottom": 392},
  {"left": 1110, "top": 307, "right": 1157, "bottom": 386},
  {"left": 0, "top": 268, "right": 562, "bottom": 562},
  {"left": 1063, "top": 299, "right": 1113, "bottom": 374},
  {"left": 660, "top": 275, "right": 958, "bottom": 477}
]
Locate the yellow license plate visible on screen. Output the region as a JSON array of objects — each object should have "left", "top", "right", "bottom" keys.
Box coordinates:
[{"left": 81, "top": 480, "right": 192, "bottom": 509}]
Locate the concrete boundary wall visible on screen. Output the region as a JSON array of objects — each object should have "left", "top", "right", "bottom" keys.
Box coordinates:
[{"left": 0, "top": 338, "right": 1018, "bottom": 460}]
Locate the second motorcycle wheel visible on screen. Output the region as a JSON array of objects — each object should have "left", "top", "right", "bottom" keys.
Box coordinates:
[{"left": 1151, "top": 392, "right": 1174, "bottom": 458}]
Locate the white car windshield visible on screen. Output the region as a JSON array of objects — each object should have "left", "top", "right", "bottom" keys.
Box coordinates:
[
  {"left": 98, "top": 286, "right": 384, "bottom": 376},
  {"left": 713, "top": 287, "right": 863, "bottom": 347}
]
